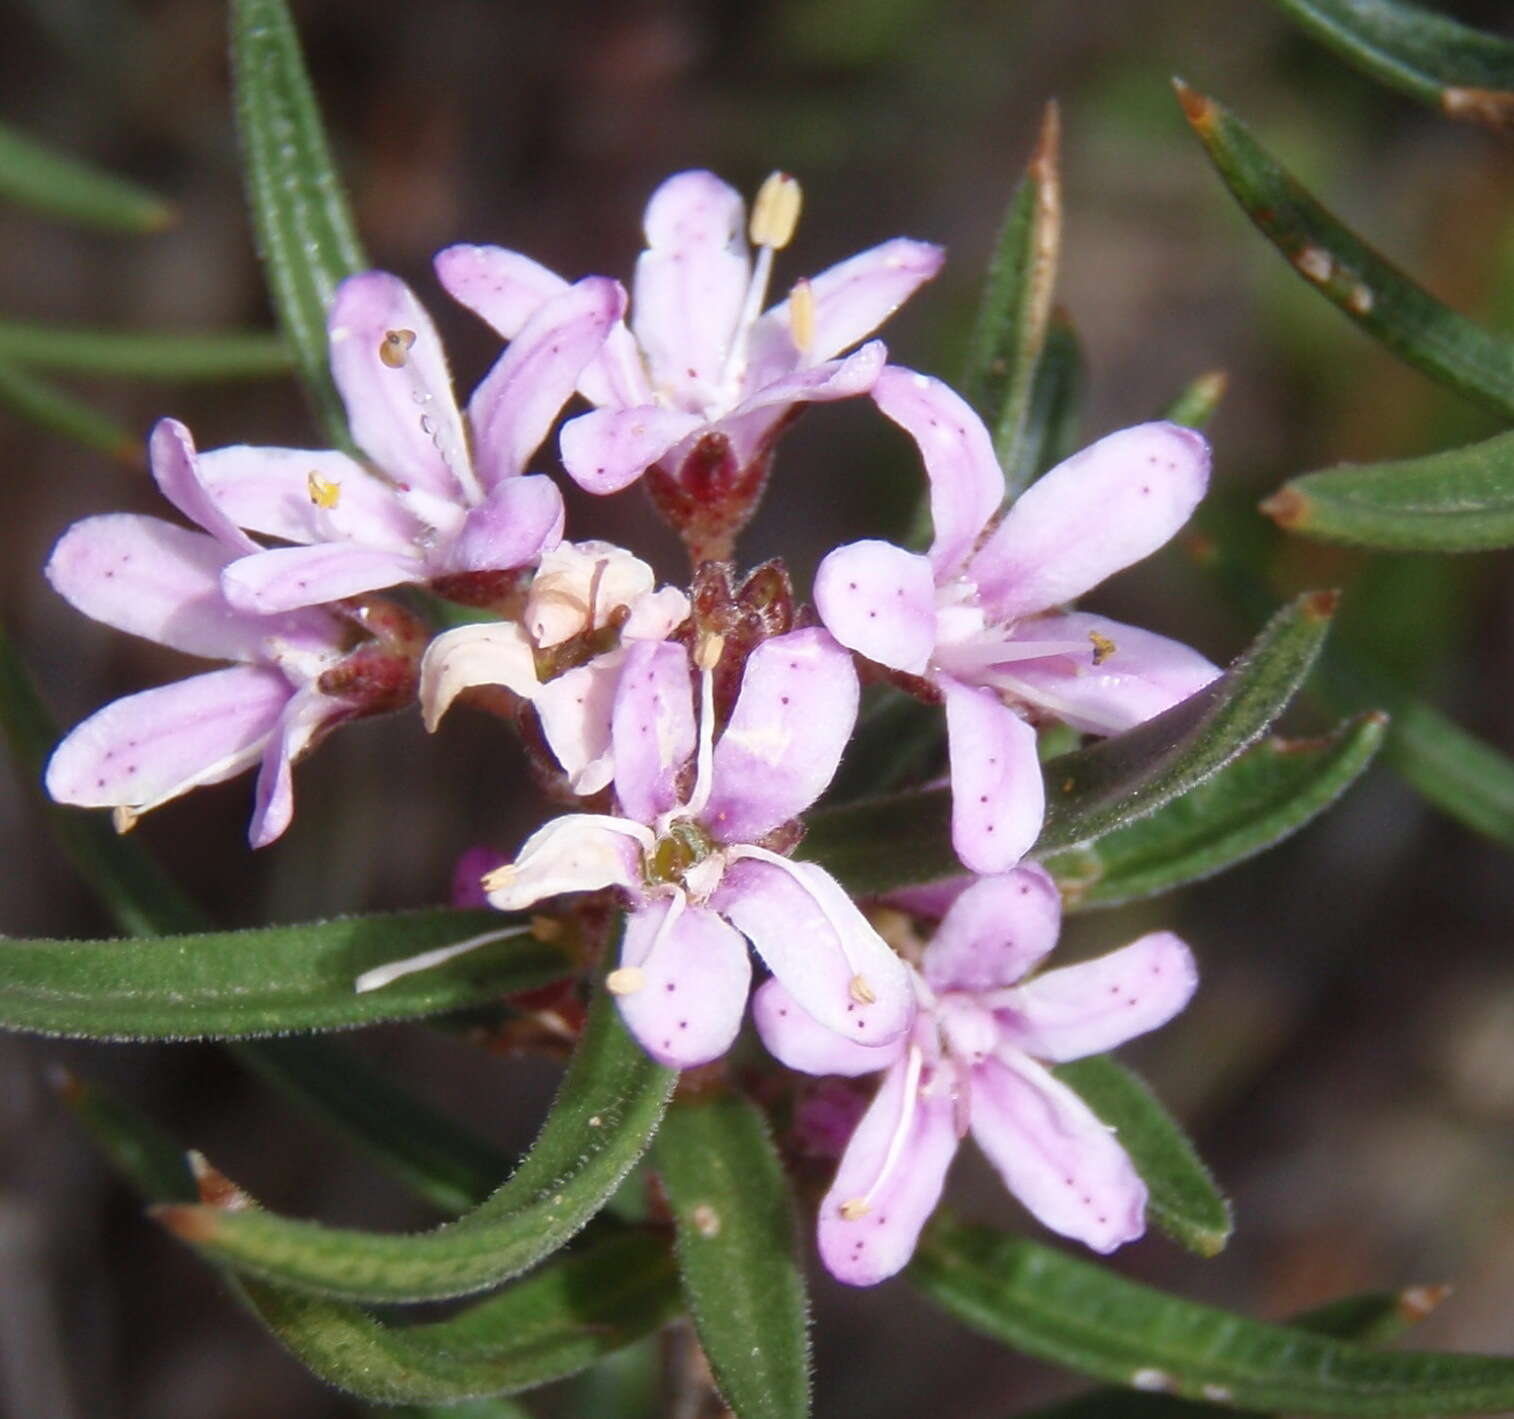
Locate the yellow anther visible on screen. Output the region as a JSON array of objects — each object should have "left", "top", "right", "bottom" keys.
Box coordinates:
[
  {"left": 695, "top": 632, "right": 727, "bottom": 672},
  {"left": 480, "top": 864, "right": 515, "bottom": 892},
  {"left": 849, "top": 973, "right": 878, "bottom": 1006},
  {"left": 749, "top": 172, "right": 802, "bottom": 250},
  {"left": 529, "top": 914, "right": 564, "bottom": 943},
  {"left": 379, "top": 328, "right": 417, "bottom": 368},
  {"left": 839, "top": 1198, "right": 871, "bottom": 1221},
  {"left": 788, "top": 277, "right": 815, "bottom": 356},
  {"left": 112, "top": 805, "right": 139, "bottom": 835},
  {"left": 606, "top": 966, "right": 647, "bottom": 996},
  {"left": 1088, "top": 630, "right": 1117, "bottom": 666},
  {"left": 307, "top": 471, "right": 342, "bottom": 509}
]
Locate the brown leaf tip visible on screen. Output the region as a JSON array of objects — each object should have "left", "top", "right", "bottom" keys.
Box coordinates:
[
  {"left": 150, "top": 1203, "right": 221, "bottom": 1243},
  {"left": 187, "top": 1150, "right": 253, "bottom": 1211},
  {"left": 1399, "top": 1282, "right": 1453, "bottom": 1322},
  {"left": 1259, "top": 486, "right": 1310, "bottom": 530},
  {"left": 1442, "top": 87, "right": 1514, "bottom": 132},
  {"left": 1031, "top": 99, "right": 1062, "bottom": 180},
  {"left": 1171, "top": 77, "right": 1215, "bottom": 130},
  {"left": 1302, "top": 588, "right": 1341, "bottom": 621}
]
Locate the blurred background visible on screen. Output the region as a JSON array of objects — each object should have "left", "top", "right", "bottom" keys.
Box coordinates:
[{"left": 5, "top": 0, "right": 1514, "bottom": 1414}]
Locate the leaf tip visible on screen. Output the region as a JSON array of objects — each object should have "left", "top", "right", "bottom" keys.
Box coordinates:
[
  {"left": 1191, "top": 1223, "right": 1232, "bottom": 1258},
  {"left": 1442, "top": 87, "right": 1514, "bottom": 132},
  {"left": 1398, "top": 1282, "right": 1453, "bottom": 1323},
  {"left": 1030, "top": 99, "right": 1061, "bottom": 180},
  {"left": 1301, "top": 588, "right": 1341, "bottom": 621},
  {"left": 150, "top": 1202, "right": 221, "bottom": 1242},
  {"left": 1171, "top": 77, "right": 1216, "bottom": 132},
  {"left": 48, "top": 1063, "right": 84, "bottom": 1104},
  {"left": 140, "top": 199, "right": 181, "bottom": 235},
  {"left": 1260, "top": 485, "right": 1312, "bottom": 530},
  {"left": 187, "top": 1150, "right": 254, "bottom": 1210}
]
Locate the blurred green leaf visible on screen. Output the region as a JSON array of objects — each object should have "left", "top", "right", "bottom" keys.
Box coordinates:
[
  {"left": 1265, "top": 428, "right": 1514, "bottom": 551},
  {"left": 0, "top": 320, "right": 291, "bottom": 380},
  {"left": 654, "top": 1091, "right": 810, "bottom": 1419},
  {"left": 156, "top": 974, "right": 675, "bottom": 1301},
  {"left": 0, "top": 119, "right": 174, "bottom": 231},
  {"left": 0, "top": 358, "right": 139, "bottom": 462},
  {"left": 960, "top": 102, "right": 1062, "bottom": 495},
  {"left": 1161, "top": 371, "right": 1228, "bottom": 431},
  {"left": 231, "top": 0, "right": 367, "bottom": 442},
  {"left": 1179, "top": 82, "right": 1514, "bottom": 419},
  {"left": 1010, "top": 311, "right": 1084, "bottom": 492},
  {"left": 913, "top": 1214, "right": 1514, "bottom": 1414},
  {"left": 0, "top": 911, "right": 566, "bottom": 1039},
  {"left": 232, "top": 1036, "right": 511, "bottom": 1215},
  {"left": 57, "top": 1069, "right": 200, "bottom": 1203},
  {"left": 1045, "top": 715, "right": 1387, "bottom": 910},
  {"left": 1274, "top": 0, "right": 1514, "bottom": 129},
  {"left": 1054, "top": 1058, "right": 1231, "bottom": 1257}
]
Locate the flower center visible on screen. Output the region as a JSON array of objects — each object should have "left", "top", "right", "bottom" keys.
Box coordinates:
[{"left": 646, "top": 818, "right": 716, "bottom": 889}]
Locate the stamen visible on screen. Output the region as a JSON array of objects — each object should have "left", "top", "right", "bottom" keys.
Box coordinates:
[
  {"left": 530, "top": 915, "right": 563, "bottom": 942},
  {"left": 788, "top": 277, "right": 815, "bottom": 359},
  {"left": 307, "top": 472, "right": 342, "bottom": 509},
  {"left": 354, "top": 925, "right": 533, "bottom": 993},
  {"left": 749, "top": 172, "right": 802, "bottom": 250},
  {"left": 1088, "top": 629, "right": 1117, "bottom": 665},
  {"left": 112, "top": 805, "right": 139, "bottom": 835},
  {"left": 849, "top": 974, "right": 877, "bottom": 1005},
  {"left": 585, "top": 558, "right": 610, "bottom": 631},
  {"left": 606, "top": 966, "right": 646, "bottom": 995},
  {"left": 683, "top": 651, "right": 721, "bottom": 819},
  {"left": 379, "top": 328, "right": 417, "bottom": 368},
  {"left": 839, "top": 1045, "right": 923, "bottom": 1222}
]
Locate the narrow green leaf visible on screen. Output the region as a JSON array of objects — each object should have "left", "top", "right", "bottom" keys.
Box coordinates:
[
  {"left": 231, "top": 0, "right": 367, "bottom": 442},
  {"left": 1044, "top": 715, "right": 1387, "bottom": 911},
  {"left": 1274, "top": 0, "right": 1514, "bottom": 129},
  {"left": 1161, "top": 370, "right": 1228, "bottom": 431},
  {"left": 0, "top": 320, "right": 291, "bottom": 380},
  {"left": 654, "top": 1091, "right": 810, "bottom": 1419},
  {"left": 1007, "top": 310, "right": 1084, "bottom": 494},
  {"left": 0, "top": 911, "right": 567, "bottom": 1040},
  {"left": 0, "top": 119, "right": 174, "bottom": 232},
  {"left": 1265, "top": 428, "right": 1514, "bottom": 551},
  {"left": 0, "top": 359, "right": 139, "bottom": 462},
  {"left": 960, "top": 102, "right": 1062, "bottom": 493},
  {"left": 1179, "top": 82, "right": 1514, "bottom": 419},
  {"left": 156, "top": 975, "right": 676, "bottom": 1301},
  {"left": 1037, "top": 590, "right": 1337, "bottom": 852},
  {"left": 800, "top": 785, "right": 958, "bottom": 896},
  {"left": 232, "top": 1037, "right": 511, "bottom": 1215},
  {"left": 1054, "top": 1058, "right": 1231, "bottom": 1257},
  {"left": 57, "top": 1070, "right": 199, "bottom": 1203},
  {"left": 914, "top": 1215, "right": 1514, "bottom": 1415}
]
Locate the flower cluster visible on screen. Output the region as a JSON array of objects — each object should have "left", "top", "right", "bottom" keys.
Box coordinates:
[{"left": 45, "top": 168, "right": 1213, "bottom": 1283}]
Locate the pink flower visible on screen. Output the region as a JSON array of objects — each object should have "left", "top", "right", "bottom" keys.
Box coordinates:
[
  {"left": 203, "top": 270, "right": 625, "bottom": 616},
  {"left": 815, "top": 367, "right": 1219, "bottom": 876},
  {"left": 45, "top": 420, "right": 418, "bottom": 847},
  {"left": 755, "top": 866, "right": 1198, "bottom": 1285},
  {"left": 435, "top": 171, "right": 942, "bottom": 510},
  {"left": 481, "top": 628, "right": 913, "bottom": 1068}
]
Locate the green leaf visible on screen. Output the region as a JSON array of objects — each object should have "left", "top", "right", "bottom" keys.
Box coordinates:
[
  {"left": 57, "top": 1070, "right": 200, "bottom": 1204},
  {"left": 238, "top": 1230, "right": 680, "bottom": 1404},
  {"left": 383, "top": 1401, "right": 534, "bottom": 1419},
  {"left": 0, "top": 359, "right": 139, "bottom": 462},
  {"left": 232, "top": 1037, "right": 511, "bottom": 1215},
  {"left": 1007, "top": 311, "right": 1084, "bottom": 494},
  {"left": 0, "top": 911, "right": 567, "bottom": 1040},
  {"left": 1043, "top": 715, "right": 1387, "bottom": 910},
  {"left": 1178, "top": 82, "right": 1514, "bottom": 420},
  {"left": 1274, "top": 0, "right": 1514, "bottom": 130},
  {"left": 803, "top": 593, "right": 1337, "bottom": 894},
  {"left": 913, "top": 1215, "right": 1511, "bottom": 1415},
  {"left": 1053, "top": 1059, "right": 1231, "bottom": 1257},
  {"left": 0, "top": 320, "right": 291, "bottom": 381},
  {"left": 155, "top": 974, "right": 676, "bottom": 1301},
  {"left": 0, "top": 119, "right": 174, "bottom": 232},
  {"left": 1161, "top": 371, "right": 1228, "bottom": 431},
  {"left": 653, "top": 1091, "right": 810, "bottom": 1419},
  {"left": 960, "top": 102, "right": 1063, "bottom": 494},
  {"left": 1037, "top": 590, "right": 1337, "bottom": 852},
  {"left": 1264, "top": 428, "right": 1514, "bottom": 552},
  {"left": 826, "top": 685, "right": 945, "bottom": 802},
  {"left": 231, "top": 0, "right": 367, "bottom": 442}
]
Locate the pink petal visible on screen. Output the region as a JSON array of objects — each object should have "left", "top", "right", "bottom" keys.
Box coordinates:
[
  {"left": 614, "top": 899, "right": 752, "bottom": 1067},
  {"left": 872, "top": 366, "right": 1004, "bottom": 579},
  {"left": 969, "top": 1052, "right": 1147, "bottom": 1253},
  {"left": 631, "top": 170, "right": 750, "bottom": 409},
  {"left": 703, "top": 628, "right": 859, "bottom": 843},
  {"left": 434, "top": 244, "right": 569, "bottom": 338},
  {"left": 817, "top": 1052, "right": 959, "bottom": 1286},
  {"left": 535, "top": 656, "right": 620, "bottom": 794},
  {"left": 486, "top": 813, "right": 647, "bottom": 911},
  {"left": 993, "top": 612, "right": 1221, "bottom": 735},
  {"left": 248, "top": 685, "right": 338, "bottom": 848},
  {"left": 610, "top": 640, "right": 696, "bottom": 824},
  {"left": 922, "top": 866, "right": 1062, "bottom": 995},
  {"left": 941, "top": 677, "right": 1043, "bottom": 875},
  {"left": 443, "top": 474, "right": 564, "bottom": 575},
  {"left": 748, "top": 237, "right": 945, "bottom": 380},
  {"left": 558, "top": 405, "right": 706, "bottom": 494},
  {"left": 197, "top": 444, "right": 416, "bottom": 552},
  {"left": 468, "top": 276, "right": 627, "bottom": 488},
  {"left": 46, "top": 664, "right": 289, "bottom": 814},
  {"left": 327, "top": 271, "right": 472, "bottom": 500},
  {"left": 715, "top": 856, "right": 911, "bottom": 1047},
  {"left": 995, "top": 931, "right": 1198, "bottom": 1061},
  {"left": 813, "top": 539, "right": 936, "bottom": 675},
  {"left": 46, "top": 514, "right": 272, "bottom": 663},
  {"left": 967, "top": 422, "right": 1210, "bottom": 623},
  {"left": 221, "top": 542, "right": 426, "bottom": 615},
  {"left": 753, "top": 978, "right": 904, "bottom": 1078},
  {"left": 148, "top": 419, "right": 259, "bottom": 553},
  {"left": 727, "top": 340, "right": 886, "bottom": 417},
  {"left": 418, "top": 621, "right": 539, "bottom": 731}
]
